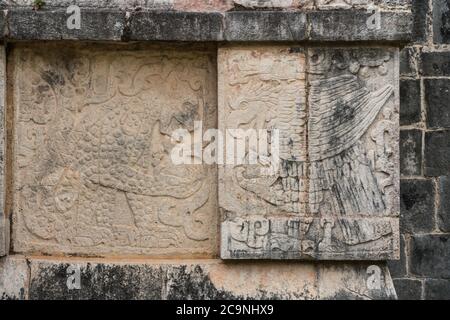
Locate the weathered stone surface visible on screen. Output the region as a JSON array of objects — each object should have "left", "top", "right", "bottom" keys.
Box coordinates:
[
  {"left": 0, "top": 256, "right": 28, "bottom": 300},
  {"left": 224, "top": 11, "right": 307, "bottom": 41},
  {"left": 400, "top": 129, "right": 422, "bottom": 176},
  {"left": 25, "top": 257, "right": 395, "bottom": 300},
  {"left": 410, "top": 234, "right": 450, "bottom": 278},
  {"left": 315, "top": 0, "right": 411, "bottom": 10},
  {"left": 164, "top": 261, "right": 317, "bottom": 300},
  {"left": 400, "top": 79, "right": 421, "bottom": 126},
  {"left": 424, "top": 130, "right": 450, "bottom": 177},
  {"left": 219, "top": 46, "right": 400, "bottom": 260},
  {"left": 0, "top": 46, "right": 5, "bottom": 257},
  {"left": 233, "top": 0, "right": 309, "bottom": 9},
  {"left": 420, "top": 51, "right": 450, "bottom": 76},
  {"left": 11, "top": 43, "right": 218, "bottom": 257},
  {"left": 308, "top": 10, "right": 412, "bottom": 42},
  {"left": 433, "top": 0, "right": 450, "bottom": 44},
  {"left": 29, "top": 259, "right": 164, "bottom": 300},
  {"left": 411, "top": 0, "right": 429, "bottom": 43},
  {"left": 8, "top": 9, "right": 126, "bottom": 41},
  {"left": 424, "top": 79, "right": 450, "bottom": 129},
  {"left": 317, "top": 262, "right": 397, "bottom": 300},
  {"left": 438, "top": 176, "right": 450, "bottom": 232},
  {"left": 400, "top": 47, "right": 417, "bottom": 77},
  {"left": 400, "top": 179, "right": 435, "bottom": 234},
  {"left": 393, "top": 278, "right": 422, "bottom": 300},
  {"left": 387, "top": 235, "right": 406, "bottom": 277},
  {"left": 0, "top": 6, "right": 413, "bottom": 42},
  {"left": 128, "top": 11, "right": 224, "bottom": 42},
  {"left": 424, "top": 279, "right": 450, "bottom": 300}
]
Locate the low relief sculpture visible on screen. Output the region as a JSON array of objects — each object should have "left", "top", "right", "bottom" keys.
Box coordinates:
[
  {"left": 220, "top": 46, "right": 400, "bottom": 260},
  {"left": 13, "top": 45, "right": 218, "bottom": 257}
]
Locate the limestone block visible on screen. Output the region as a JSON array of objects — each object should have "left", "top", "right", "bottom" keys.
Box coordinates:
[
  {"left": 11, "top": 43, "right": 218, "bottom": 257},
  {"left": 0, "top": 45, "right": 5, "bottom": 257},
  {"left": 0, "top": 256, "right": 29, "bottom": 299},
  {"left": 219, "top": 46, "right": 400, "bottom": 260},
  {"left": 315, "top": 0, "right": 411, "bottom": 9},
  {"left": 317, "top": 262, "right": 397, "bottom": 300},
  {"left": 26, "top": 257, "right": 396, "bottom": 300}
]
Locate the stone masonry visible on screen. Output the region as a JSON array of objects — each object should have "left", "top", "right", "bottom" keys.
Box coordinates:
[
  {"left": 0, "top": 0, "right": 445, "bottom": 300},
  {"left": 388, "top": 0, "right": 450, "bottom": 300}
]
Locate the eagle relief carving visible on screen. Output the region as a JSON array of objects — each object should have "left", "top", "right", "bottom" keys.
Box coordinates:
[{"left": 220, "top": 46, "right": 400, "bottom": 260}]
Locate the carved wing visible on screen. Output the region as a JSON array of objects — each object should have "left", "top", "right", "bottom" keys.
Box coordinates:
[{"left": 309, "top": 74, "right": 393, "bottom": 162}]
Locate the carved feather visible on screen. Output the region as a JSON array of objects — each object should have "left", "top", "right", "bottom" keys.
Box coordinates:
[{"left": 309, "top": 74, "right": 393, "bottom": 162}]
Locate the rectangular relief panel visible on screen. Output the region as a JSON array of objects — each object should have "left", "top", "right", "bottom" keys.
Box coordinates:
[
  {"left": 219, "top": 45, "right": 400, "bottom": 260},
  {"left": 12, "top": 44, "right": 218, "bottom": 257}
]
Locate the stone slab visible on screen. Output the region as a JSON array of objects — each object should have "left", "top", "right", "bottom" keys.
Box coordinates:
[
  {"left": 128, "top": 11, "right": 224, "bottom": 42},
  {"left": 11, "top": 43, "right": 218, "bottom": 258},
  {"left": 308, "top": 10, "right": 413, "bottom": 42},
  {"left": 0, "top": 45, "right": 5, "bottom": 257},
  {"left": 224, "top": 11, "right": 307, "bottom": 41},
  {"left": 0, "top": 7, "right": 413, "bottom": 42},
  {"left": 8, "top": 8, "right": 126, "bottom": 41},
  {"left": 219, "top": 45, "right": 400, "bottom": 260},
  {"left": 22, "top": 257, "right": 396, "bottom": 300},
  {"left": 0, "top": 256, "right": 28, "bottom": 299}
]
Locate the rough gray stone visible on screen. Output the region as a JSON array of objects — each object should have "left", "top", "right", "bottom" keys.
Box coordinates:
[
  {"left": 29, "top": 260, "right": 164, "bottom": 300},
  {"left": 410, "top": 234, "right": 450, "bottom": 278},
  {"left": 433, "top": 0, "right": 450, "bottom": 44},
  {"left": 388, "top": 235, "right": 407, "bottom": 278},
  {"left": 128, "top": 11, "right": 224, "bottom": 41},
  {"left": 400, "top": 129, "right": 422, "bottom": 176},
  {"left": 400, "top": 179, "right": 435, "bottom": 234},
  {"left": 424, "top": 130, "right": 450, "bottom": 177},
  {"left": 424, "top": 279, "right": 450, "bottom": 300},
  {"left": 8, "top": 9, "right": 126, "bottom": 41},
  {"left": 400, "top": 47, "right": 417, "bottom": 77},
  {"left": 308, "top": 10, "right": 413, "bottom": 42},
  {"left": 424, "top": 79, "right": 450, "bottom": 129},
  {"left": 438, "top": 176, "right": 450, "bottom": 232},
  {"left": 400, "top": 79, "right": 421, "bottom": 126},
  {"left": 224, "top": 11, "right": 307, "bottom": 41},
  {"left": 411, "top": 0, "right": 429, "bottom": 43},
  {"left": 421, "top": 51, "right": 450, "bottom": 77},
  {"left": 0, "top": 45, "right": 5, "bottom": 257},
  {"left": 393, "top": 279, "right": 422, "bottom": 300},
  {"left": 0, "top": 7, "right": 413, "bottom": 42}
]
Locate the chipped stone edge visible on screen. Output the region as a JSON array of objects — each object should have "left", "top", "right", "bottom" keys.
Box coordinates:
[
  {"left": 0, "top": 8, "right": 413, "bottom": 42},
  {"left": 0, "top": 45, "right": 6, "bottom": 258}
]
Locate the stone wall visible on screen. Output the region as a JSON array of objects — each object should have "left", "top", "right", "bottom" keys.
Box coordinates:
[
  {"left": 3, "top": 0, "right": 448, "bottom": 300},
  {"left": 388, "top": 0, "right": 450, "bottom": 300}
]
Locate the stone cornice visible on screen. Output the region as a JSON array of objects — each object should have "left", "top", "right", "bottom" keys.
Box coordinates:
[{"left": 0, "top": 7, "right": 412, "bottom": 43}]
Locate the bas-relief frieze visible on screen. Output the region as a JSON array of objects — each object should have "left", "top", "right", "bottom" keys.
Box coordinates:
[
  {"left": 219, "top": 46, "right": 400, "bottom": 260},
  {"left": 9, "top": 43, "right": 400, "bottom": 261},
  {"left": 12, "top": 45, "right": 218, "bottom": 257}
]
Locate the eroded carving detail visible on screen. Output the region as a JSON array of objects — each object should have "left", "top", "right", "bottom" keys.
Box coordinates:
[
  {"left": 220, "top": 46, "right": 399, "bottom": 260},
  {"left": 13, "top": 44, "right": 218, "bottom": 257}
]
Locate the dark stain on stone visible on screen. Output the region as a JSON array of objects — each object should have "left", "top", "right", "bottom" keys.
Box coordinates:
[
  {"left": 41, "top": 70, "right": 65, "bottom": 87},
  {"left": 165, "top": 265, "right": 239, "bottom": 300},
  {"left": 441, "top": 0, "right": 450, "bottom": 42}
]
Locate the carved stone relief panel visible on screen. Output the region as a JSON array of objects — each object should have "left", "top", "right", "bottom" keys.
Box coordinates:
[
  {"left": 12, "top": 44, "right": 218, "bottom": 257},
  {"left": 219, "top": 45, "right": 400, "bottom": 260}
]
